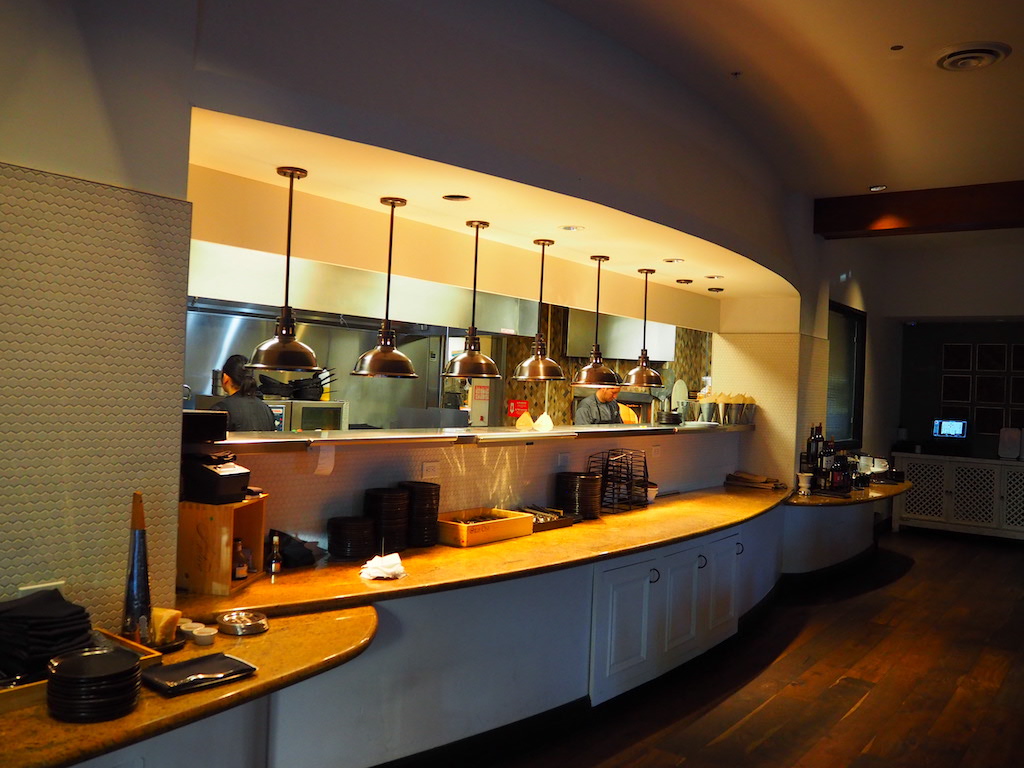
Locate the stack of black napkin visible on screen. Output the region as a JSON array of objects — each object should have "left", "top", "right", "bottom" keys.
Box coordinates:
[{"left": 0, "top": 589, "right": 92, "bottom": 684}]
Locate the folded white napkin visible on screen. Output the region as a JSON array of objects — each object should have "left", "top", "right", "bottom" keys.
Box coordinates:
[{"left": 359, "top": 553, "right": 407, "bottom": 580}]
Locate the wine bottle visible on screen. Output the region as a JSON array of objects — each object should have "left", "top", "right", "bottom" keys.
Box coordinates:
[
  {"left": 121, "top": 491, "right": 152, "bottom": 646},
  {"left": 232, "top": 538, "right": 248, "bottom": 580},
  {"left": 269, "top": 534, "right": 283, "bottom": 575}
]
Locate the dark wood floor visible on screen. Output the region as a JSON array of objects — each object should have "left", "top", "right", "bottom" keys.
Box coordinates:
[{"left": 398, "top": 528, "right": 1024, "bottom": 768}]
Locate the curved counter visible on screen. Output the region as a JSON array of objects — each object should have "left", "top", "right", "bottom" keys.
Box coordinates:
[
  {"left": 176, "top": 484, "right": 789, "bottom": 623},
  {"left": 781, "top": 480, "right": 911, "bottom": 574},
  {"left": 5, "top": 484, "right": 787, "bottom": 768},
  {"left": 5, "top": 606, "right": 377, "bottom": 768}
]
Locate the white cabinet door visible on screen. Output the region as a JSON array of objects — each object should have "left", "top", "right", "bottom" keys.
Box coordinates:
[
  {"left": 949, "top": 461, "right": 999, "bottom": 529},
  {"left": 703, "top": 534, "right": 739, "bottom": 647},
  {"left": 590, "top": 533, "right": 739, "bottom": 705},
  {"left": 591, "top": 552, "right": 658, "bottom": 690},
  {"left": 656, "top": 543, "right": 701, "bottom": 671},
  {"left": 1002, "top": 465, "right": 1024, "bottom": 532},
  {"left": 894, "top": 456, "right": 947, "bottom": 529}
]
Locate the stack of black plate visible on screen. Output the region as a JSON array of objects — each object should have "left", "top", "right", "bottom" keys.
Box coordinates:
[
  {"left": 46, "top": 646, "right": 141, "bottom": 723},
  {"left": 326, "top": 516, "right": 376, "bottom": 561},
  {"left": 657, "top": 411, "right": 682, "bottom": 425},
  {"left": 555, "top": 472, "right": 603, "bottom": 519},
  {"left": 364, "top": 487, "right": 410, "bottom": 553},
  {"left": 399, "top": 481, "right": 441, "bottom": 547}
]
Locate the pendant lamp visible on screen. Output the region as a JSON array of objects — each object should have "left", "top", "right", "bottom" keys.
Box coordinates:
[
  {"left": 572, "top": 255, "right": 622, "bottom": 388},
  {"left": 442, "top": 221, "right": 501, "bottom": 379},
  {"left": 624, "top": 268, "right": 664, "bottom": 388},
  {"left": 513, "top": 239, "right": 565, "bottom": 381},
  {"left": 247, "top": 167, "right": 322, "bottom": 373},
  {"left": 351, "top": 197, "right": 418, "bottom": 378}
]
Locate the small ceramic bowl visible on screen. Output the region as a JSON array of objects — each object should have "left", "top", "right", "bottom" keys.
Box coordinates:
[{"left": 192, "top": 627, "right": 218, "bottom": 646}]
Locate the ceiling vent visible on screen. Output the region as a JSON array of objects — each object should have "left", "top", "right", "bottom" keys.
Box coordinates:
[{"left": 936, "top": 42, "right": 1011, "bottom": 71}]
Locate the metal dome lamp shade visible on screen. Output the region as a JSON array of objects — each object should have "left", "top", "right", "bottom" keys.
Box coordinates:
[
  {"left": 247, "top": 167, "right": 323, "bottom": 373},
  {"left": 624, "top": 268, "right": 664, "bottom": 389},
  {"left": 513, "top": 238, "right": 565, "bottom": 381},
  {"left": 572, "top": 255, "right": 622, "bottom": 388},
  {"left": 351, "top": 197, "right": 418, "bottom": 378},
  {"left": 442, "top": 221, "right": 501, "bottom": 379}
]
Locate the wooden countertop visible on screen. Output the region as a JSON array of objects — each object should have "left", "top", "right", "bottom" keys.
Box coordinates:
[
  {"left": 784, "top": 480, "right": 911, "bottom": 507},
  {"left": 3, "top": 606, "right": 377, "bottom": 768},
  {"left": 177, "top": 484, "right": 790, "bottom": 623},
  {"left": 5, "top": 484, "right": 786, "bottom": 768}
]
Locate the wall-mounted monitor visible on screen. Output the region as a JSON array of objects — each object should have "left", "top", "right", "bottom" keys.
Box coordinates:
[{"left": 932, "top": 418, "right": 968, "bottom": 438}]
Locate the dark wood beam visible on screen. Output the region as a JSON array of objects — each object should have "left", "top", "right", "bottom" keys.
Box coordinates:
[{"left": 813, "top": 180, "right": 1024, "bottom": 239}]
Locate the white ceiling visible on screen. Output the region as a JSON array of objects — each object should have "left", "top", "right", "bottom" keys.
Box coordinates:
[
  {"left": 189, "top": 109, "right": 794, "bottom": 300},
  {"left": 546, "top": 0, "right": 1024, "bottom": 199},
  {"left": 189, "top": 1, "right": 1023, "bottom": 306}
]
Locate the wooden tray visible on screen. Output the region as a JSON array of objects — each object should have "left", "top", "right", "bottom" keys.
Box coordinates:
[
  {"left": 0, "top": 629, "right": 161, "bottom": 715},
  {"left": 437, "top": 508, "right": 534, "bottom": 547}
]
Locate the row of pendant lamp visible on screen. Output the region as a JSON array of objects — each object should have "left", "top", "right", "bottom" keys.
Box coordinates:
[{"left": 247, "top": 166, "right": 662, "bottom": 389}]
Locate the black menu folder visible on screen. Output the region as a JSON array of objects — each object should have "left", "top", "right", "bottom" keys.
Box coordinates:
[{"left": 142, "top": 652, "right": 256, "bottom": 697}]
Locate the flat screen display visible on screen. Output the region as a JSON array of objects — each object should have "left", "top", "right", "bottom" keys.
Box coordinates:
[{"left": 933, "top": 419, "right": 968, "bottom": 438}]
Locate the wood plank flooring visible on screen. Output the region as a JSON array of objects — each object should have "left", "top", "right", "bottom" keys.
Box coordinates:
[{"left": 400, "top": 528, "right": 1024, "bottom": 768}]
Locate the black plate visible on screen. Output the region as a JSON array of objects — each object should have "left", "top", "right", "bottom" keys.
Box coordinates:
[{"left": 48, "top": 647, "right": 140, "bottom": 681}]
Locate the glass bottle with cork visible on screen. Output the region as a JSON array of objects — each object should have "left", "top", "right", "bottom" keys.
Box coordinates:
[
  {"left": 268, "top": 534, "right": 283, "bottom": 575},
  {"left": 232, "top": 538, "right": 248, "bottom": 581}
]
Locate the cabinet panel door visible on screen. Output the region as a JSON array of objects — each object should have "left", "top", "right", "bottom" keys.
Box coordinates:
[
  {"left": 950, "top": 462, "right": 999, "bottom": 528},
  {"left": 899, "top": 458, "right": 946, "bottom": 522},
  {"left": 591, "top": 557, "right": 658, "bottom": 703},
  {"left": 657, "top": 544, "right": 701, "bottom": 668},
  {"left": 703, "top": 535, "right": 739, "bottom": 646},
  {"left": 1002, "top": 466, "right": 1024, "bottom": 531}
]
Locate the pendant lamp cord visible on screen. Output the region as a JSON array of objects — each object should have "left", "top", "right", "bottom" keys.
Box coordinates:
[
  {"left": 538, "top": 241, "right": 547, "bottom": 331},
  {"left": 594, "top": 257, "right": 602, "bottom": 347},
  {"left": 384, "top": 201, "right": 396, "bottom": 322},
  {"left": 471, "top": 225, "right": 480, "bottom": 330},
  {"left": 284, "top": 172, "right": 295, "bottom": 309},
  {"left": 642, "top": 271, "right": 649, "bottom": 350}
]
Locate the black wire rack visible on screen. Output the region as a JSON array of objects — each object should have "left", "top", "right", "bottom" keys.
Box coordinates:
[{"left": 586, "top": 449, "right": 649, "bottom": 513}]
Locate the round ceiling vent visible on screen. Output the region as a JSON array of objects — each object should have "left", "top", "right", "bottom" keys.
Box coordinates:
[{"left": 936, "top": 42, "right": 1011, "bottom": 71}]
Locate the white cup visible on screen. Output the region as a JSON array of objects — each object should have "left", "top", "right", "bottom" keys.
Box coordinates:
[
  {"left": 797, "top": 473, "right": 814, "bottom": 495},
  {"left": 192, "top": 627, "right": 218, "bottom": 646}
]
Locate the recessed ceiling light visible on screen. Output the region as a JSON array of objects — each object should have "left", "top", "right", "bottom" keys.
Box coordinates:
[
  {"left": 708, "top": 287, "right": 725, "bottom": 293},
  {"left": 676, "top": 279, "right": 693, "bottom": 285},
  {"left": 559, "top": 225, "right": 585, "bottom": 231},
  {"left": 663, "top": 258, "right": 685, "bottom": 263},
  {"left": 442, "top": 194, "right": 471, "bottom": 201},
  {"left": 705, "top": 275, "right": 725, "bottom": 280},
  {"left": 869, "top": 184, "right": 887, "bottom": 192}
]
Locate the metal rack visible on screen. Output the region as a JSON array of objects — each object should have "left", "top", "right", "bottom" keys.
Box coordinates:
[{"left": 587, "top": 449, "right": 649, "bottom": 513}]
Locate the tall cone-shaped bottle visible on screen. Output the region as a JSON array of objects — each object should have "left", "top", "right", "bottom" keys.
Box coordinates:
[{"left": 121, "top": 491, "right": 152, "bottom": 645}]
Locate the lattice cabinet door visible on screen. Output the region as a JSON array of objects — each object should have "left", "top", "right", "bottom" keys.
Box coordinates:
[
  {"left": 894, "top": 456, "right": 947, "bottom": 528},
  {"left": 949, "top": 462, "right": 999, "bottom": 528},
  {"left": 1001, "top": 466, "right": 1024, "bottom": 532}
]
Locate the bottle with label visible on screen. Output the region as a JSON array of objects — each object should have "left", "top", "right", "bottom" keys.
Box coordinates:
[
  {"left": 232, "top": 538, "right": 248, "bottom": 580},
  {"left": 269, "top": 534, "right": 283, "bottom": 575}
]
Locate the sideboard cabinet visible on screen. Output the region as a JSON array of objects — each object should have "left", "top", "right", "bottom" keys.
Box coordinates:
[{"left": 892, "top": 454, "right": 1024, "bottom": 540}]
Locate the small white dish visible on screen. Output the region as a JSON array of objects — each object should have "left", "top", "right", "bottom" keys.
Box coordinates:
[{"left": 192, "top": 627, "right": 218, "bottom": 646}]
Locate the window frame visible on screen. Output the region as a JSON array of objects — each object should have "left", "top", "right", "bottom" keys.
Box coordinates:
[{"left": 827, "top": 300, "right": 866, "bottom": 450}]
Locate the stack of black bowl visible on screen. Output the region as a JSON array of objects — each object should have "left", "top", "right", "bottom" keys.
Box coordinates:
[
  {"left": 326, "top": 516, "right": 376, "bottom": 561},
  {"left": 398, "top": 481, "right": 441, "bottom": 548},
  {"left": 364, "top": 487, "right": 410, "bottom": 554},
  {"left": 657, "top": 411, "right": 682, "bottom": 425},
  {"left": 555, "top": 472, "right": 603, "bottom": 519},
  {"left": 46, "top": 646, "right": 141, "bottom": 723}
]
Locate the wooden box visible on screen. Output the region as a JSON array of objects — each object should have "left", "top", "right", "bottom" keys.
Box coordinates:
[
  {"left": 437, "top": 508, "right": 534, "bottom": 547},
  {"left": 177, "top": 494, "right": 267, "bottom": 596}
]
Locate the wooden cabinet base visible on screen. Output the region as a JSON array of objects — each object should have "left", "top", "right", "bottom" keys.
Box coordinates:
[{"left": 177, "top": 495, "right": 268, "bottom": 596}]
